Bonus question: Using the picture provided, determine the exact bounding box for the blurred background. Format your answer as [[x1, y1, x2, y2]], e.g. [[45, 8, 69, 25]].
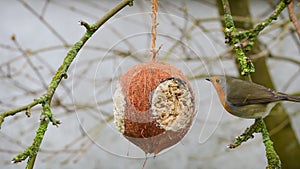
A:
[[0, 0, 299, 168]]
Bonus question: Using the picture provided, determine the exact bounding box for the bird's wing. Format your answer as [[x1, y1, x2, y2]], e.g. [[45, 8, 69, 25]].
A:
[[226, 78, 284, 106]]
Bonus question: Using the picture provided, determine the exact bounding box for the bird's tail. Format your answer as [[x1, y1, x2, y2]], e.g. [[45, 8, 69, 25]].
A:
[[286, 95, 300, 102], [277, 92, 300, 102]]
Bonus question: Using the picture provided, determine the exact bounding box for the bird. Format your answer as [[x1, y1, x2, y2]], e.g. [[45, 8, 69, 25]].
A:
[[206, 75, 300, 119]]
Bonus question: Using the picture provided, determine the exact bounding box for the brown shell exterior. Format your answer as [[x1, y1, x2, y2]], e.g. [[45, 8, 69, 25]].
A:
[[119, 62, 194, 154]]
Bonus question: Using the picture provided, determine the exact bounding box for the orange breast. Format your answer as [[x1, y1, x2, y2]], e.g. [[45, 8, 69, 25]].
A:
[[212, 82, 233, 114]]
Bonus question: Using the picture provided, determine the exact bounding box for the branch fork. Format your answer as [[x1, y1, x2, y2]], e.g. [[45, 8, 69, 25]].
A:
[[0, 0, 134, 168]]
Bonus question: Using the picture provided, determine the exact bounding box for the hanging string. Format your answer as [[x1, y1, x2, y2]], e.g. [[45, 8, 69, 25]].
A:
[[141, 155, 148, 169], [151, 0, 158, 62]]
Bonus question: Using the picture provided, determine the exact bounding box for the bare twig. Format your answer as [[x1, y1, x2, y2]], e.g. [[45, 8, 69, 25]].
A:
[[287, 0, 300, 39], [11, 35, 48, 89], [19, 0, 68, 45]]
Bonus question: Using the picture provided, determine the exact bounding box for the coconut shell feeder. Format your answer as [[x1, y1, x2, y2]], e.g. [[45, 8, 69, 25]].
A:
[[113, 0, 195, 155]]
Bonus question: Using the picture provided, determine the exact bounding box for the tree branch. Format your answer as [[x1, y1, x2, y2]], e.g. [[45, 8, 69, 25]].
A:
[[0, 100, 39, 128], [228, 118, 281, 169], [0, 0, 134, 168], [221, 0, 287, 168], [287, 0, 300, 40], [221, 0, 255, 75], [236, 0, 289, 52], [221, 0, 290, 76]]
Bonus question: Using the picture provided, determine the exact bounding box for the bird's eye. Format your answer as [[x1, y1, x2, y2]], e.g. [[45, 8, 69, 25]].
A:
[[216, 79, 220, 83]]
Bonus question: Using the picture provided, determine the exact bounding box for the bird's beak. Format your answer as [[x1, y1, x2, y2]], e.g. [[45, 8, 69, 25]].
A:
[[205, 78, 211, 82]]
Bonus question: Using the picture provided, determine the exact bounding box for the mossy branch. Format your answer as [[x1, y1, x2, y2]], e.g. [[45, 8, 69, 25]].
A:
[[0, 100, 39, 127], [221, 0, 287, 168], [0, 0, 134, 168], [228, 118, 281, 169], [221, 0, 289, 76], [221, 0, 255, 76], [235, 0, 288, 52]]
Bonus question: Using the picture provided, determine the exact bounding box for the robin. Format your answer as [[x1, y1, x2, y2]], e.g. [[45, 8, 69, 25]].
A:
[[206, 75, 300, 119]]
